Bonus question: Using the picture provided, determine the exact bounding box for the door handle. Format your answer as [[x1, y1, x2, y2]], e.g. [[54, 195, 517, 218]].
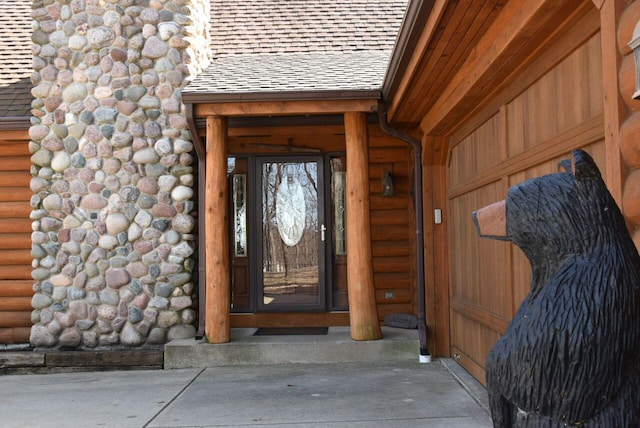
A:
[[320, 224, 326, 242]]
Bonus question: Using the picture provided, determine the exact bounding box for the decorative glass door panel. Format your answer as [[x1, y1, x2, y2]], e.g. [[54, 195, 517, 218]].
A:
[[258, 158, 325, 311]]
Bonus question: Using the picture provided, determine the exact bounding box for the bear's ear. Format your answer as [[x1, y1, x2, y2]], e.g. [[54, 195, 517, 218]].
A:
[[558, 159, 572, 173], [572, 149, 601, 180]]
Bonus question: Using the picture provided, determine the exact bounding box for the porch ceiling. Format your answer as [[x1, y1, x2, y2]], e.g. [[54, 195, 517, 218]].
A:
[[384, 0, 594, 136]]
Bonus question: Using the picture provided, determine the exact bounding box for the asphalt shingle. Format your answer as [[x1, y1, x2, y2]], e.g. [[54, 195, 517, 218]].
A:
[[0, 0, 33, 118], [184, 51, 392, 97], [188, 0, 408, 99]]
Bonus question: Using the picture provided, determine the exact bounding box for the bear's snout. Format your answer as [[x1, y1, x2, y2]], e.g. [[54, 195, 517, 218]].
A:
[[473, 200, 507, 240]]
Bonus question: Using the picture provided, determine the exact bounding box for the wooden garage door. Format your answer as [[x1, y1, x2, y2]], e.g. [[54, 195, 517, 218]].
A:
[[447, 32, 605, 384], [0, 129, 32, 344]]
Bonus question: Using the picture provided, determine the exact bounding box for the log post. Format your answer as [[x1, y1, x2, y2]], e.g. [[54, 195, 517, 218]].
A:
[[344, 111, 382, 340], [205, 116, 230, 343]]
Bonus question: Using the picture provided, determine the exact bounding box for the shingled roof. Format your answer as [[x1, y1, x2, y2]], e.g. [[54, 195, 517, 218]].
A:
[[0, 0, 33, 120], [184, 0, 408, 102], [0, 0, 409, 117]]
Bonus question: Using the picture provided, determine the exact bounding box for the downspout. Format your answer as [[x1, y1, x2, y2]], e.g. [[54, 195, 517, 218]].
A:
[[185, 102, 207, 340], [378, 102, 431, 363]]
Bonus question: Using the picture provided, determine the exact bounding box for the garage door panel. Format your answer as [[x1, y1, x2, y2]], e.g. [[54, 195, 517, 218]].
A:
[[450, 181, 511, 319], [507, 34, 603, 157], [448, 28, 605, 383]]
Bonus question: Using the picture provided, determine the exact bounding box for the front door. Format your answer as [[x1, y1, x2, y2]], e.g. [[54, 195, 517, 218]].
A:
[[256, 157, 326, 312]]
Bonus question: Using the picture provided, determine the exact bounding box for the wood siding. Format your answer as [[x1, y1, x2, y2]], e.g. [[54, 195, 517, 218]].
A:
[[0, 130, 32, 344], [447, 30, 604, 384]]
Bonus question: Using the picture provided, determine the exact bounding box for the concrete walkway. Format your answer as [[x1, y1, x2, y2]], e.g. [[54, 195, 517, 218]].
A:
[[0, 359, 491, 427]]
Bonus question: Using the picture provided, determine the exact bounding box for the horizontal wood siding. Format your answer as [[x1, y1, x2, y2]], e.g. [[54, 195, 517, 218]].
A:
[[448, 29, 604, 384], [0, 130, 32, 344], [368, 127, 414, 320]]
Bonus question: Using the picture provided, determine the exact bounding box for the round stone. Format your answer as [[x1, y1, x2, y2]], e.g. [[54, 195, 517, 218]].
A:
[[87, 27, 116, 49], [142, 36, 169, 58], [50, 273, 72, 287], [132, 148, 160, 164], [174, 139, 193, 154], [172, 213, 195, 233], [121, 323, 145, 345], [99, 235, 118, 250], [32, 293, 53, 310], [30, 325, 57, 347], [168, 273, 191, 287], [128, 306, 144, 324], [80, 194, 108, 210], [51, 151, 71, 172], [182, 309, 196, 325], [157, 310, 179, 328], [62, 83, 88, 103], [58, 328, 82, 347], [106, 213, 130, 235], [171, 242, 194, 258], [68, 34, 87, 50], [164, 230, 180, 245], [29, 124, 50, 142], [97, 304, 117, 320], [170, 296, 192, 311], [100, 288, 120, 306], [171, 185, 193, 202], [42, 194, 63, 211], [128, 223, 142, 241], [105, 267, 131, 289], [31, 149, 53, 167]]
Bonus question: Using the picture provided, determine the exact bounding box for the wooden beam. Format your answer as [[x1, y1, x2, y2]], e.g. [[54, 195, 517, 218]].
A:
[[344, 112, 382, 341], [420, 0, 574, 135], [205, 116, 231, 344], [195, 99, 378, 117], [600, 0, 626, 207]]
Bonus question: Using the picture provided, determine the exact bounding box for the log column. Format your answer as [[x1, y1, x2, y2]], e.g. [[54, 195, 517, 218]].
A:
[[205, 116, 230, 343], [344, 111, 382, 340]]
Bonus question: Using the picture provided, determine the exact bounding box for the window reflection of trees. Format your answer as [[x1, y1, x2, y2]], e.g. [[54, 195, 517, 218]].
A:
[[262, 162, 318, 279]]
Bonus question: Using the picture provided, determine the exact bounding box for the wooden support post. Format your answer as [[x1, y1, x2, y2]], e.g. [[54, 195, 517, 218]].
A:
[[344, 111, 382, 341], [205, 116, 230, 343]]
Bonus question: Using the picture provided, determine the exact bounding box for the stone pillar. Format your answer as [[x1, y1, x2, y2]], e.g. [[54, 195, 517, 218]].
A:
[[344, 111, 382, 341], [28, 0, 210, 348]]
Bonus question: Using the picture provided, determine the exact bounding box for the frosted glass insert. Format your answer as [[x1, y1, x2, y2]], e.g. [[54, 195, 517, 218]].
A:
[[275, 174, 306, 246]]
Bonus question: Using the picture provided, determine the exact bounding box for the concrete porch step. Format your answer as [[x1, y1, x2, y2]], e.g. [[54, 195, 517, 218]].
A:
[[164, 326, 422, 368]]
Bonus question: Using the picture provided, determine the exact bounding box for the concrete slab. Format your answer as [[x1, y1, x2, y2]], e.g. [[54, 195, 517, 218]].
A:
[[0, 358, 491, 427], [148, 360, 492, 427], [165, 326, 421, 368], [0, 368, 201, 428]]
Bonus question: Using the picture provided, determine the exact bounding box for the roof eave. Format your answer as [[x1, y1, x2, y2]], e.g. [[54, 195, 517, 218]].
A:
[[382, 0, 436, 103], [0, 116, 30, 130], [182, 89, 382, 104]]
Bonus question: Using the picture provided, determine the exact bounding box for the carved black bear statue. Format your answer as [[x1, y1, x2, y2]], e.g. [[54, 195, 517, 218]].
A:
[[473, 149, 640, 427]]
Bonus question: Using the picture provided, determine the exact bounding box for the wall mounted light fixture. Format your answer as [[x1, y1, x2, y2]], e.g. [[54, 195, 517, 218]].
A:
[[628, 21, 640, 100], [382, 171, 394, 196]]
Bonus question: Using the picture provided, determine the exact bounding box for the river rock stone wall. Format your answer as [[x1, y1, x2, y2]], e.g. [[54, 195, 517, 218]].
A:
[[28, 0, 210, 348]]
